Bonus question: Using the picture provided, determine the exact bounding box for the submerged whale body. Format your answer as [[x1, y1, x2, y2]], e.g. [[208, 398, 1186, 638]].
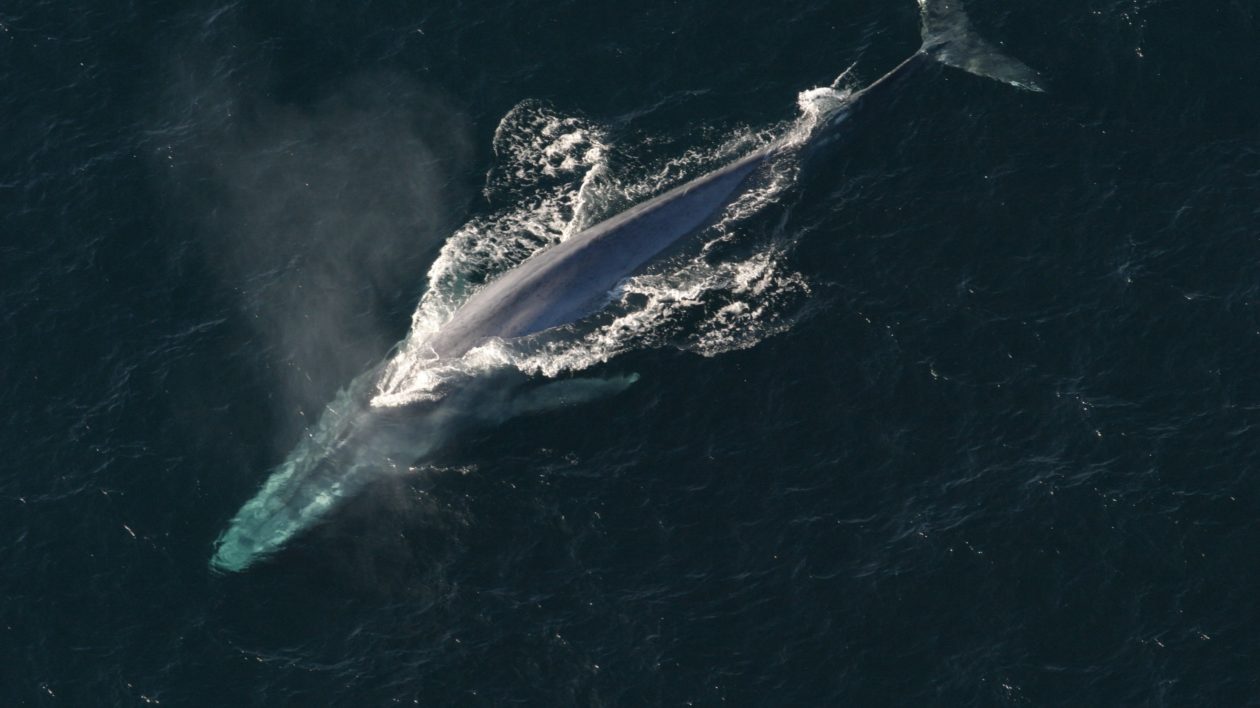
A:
[[211, 0, 1043, 572], [210, 369, 640, 572]]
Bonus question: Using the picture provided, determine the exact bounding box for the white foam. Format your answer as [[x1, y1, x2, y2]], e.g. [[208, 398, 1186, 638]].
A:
[[372, 86, 851, 407]]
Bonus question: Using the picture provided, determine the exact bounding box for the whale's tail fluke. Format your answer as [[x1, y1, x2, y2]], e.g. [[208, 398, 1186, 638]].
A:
[[918, 0, 1045, 92]]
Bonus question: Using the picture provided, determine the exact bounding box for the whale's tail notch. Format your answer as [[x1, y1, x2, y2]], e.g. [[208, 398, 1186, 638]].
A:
[[918, 0, 1046, 92]]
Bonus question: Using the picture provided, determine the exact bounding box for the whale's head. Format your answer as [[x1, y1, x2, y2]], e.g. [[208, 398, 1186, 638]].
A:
[[210, 452, 353, 573], [209, 389, 449, 573], [209, 395, 393, 573]]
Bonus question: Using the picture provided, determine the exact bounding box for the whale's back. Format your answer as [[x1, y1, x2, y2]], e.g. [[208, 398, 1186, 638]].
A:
[[428, 147, 772, 358]]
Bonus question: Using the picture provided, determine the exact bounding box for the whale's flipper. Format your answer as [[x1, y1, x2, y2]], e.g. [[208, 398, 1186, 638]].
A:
[[918, 0, 1045, 92], [507, 374, 640, 418]]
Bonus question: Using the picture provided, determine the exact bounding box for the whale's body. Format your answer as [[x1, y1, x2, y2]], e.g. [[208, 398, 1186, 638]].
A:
[[211, 0, 1044, 572]]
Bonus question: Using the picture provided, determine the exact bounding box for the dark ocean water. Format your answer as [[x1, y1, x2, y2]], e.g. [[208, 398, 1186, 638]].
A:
[[4, 0, 1260, 704]]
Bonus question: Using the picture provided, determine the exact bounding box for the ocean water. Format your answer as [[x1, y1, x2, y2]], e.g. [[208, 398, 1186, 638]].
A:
[[3, 0, 1259, 704]]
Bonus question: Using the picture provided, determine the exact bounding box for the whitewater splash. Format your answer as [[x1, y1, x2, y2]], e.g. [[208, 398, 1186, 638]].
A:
[[211, 84, 851, 571], [373, 85, 850, 406]]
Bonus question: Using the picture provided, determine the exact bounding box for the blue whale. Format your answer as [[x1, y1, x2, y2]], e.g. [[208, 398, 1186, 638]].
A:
[[210, 0, 1042, 572]]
